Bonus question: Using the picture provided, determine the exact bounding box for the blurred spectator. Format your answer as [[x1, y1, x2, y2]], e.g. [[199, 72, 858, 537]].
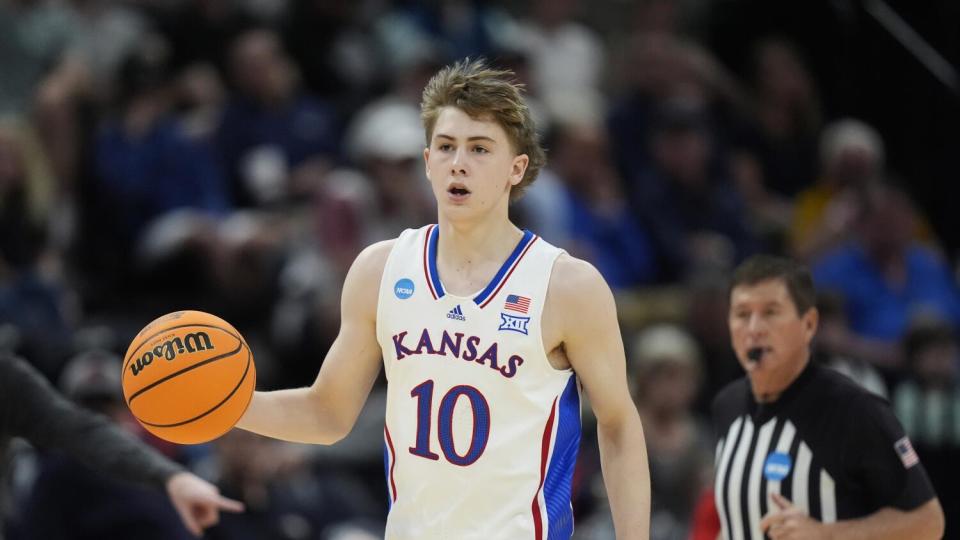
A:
[[374, 0, 514, 71], [893, 318, 960, 538], [630, 324, 712, 540], [173, 62, 228, 141], [791, 118, 884, 261], [548, 122, 658, 288], [629, 0, 689, 36], [82, 36, 229, 309], [205, 430, 380, 540], [683, 271, 742, 414], [321, 100, 434, 272], [687, 487, 721, 540], [813, 292, 889, 398], [608, 32, 747, 191], [630, 97, 759, 282], [812, 185, 960, 355], [738, 38, 821, 199], [282, 0, 380, 109], [66, 0, 149, 100], [0, 0, 89, 185], [725, 38, 822, 253], [156, 0, 256, 77], [0, 120, 55, 268], [514, 0, 605, 123], [262, 96, 434, 387], [1, 1, 78, 115], [216, 29, 339, 207], [607, 33, 693, 180], [0, 119, 72, 378]]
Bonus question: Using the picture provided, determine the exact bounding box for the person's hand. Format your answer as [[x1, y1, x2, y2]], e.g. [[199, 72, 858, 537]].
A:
[[165, 471, 245, 537], [760, 493, 830, 540]]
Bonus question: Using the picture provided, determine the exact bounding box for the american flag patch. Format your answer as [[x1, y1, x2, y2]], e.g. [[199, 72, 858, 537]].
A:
[[894, 436, 919, 468], [504, 294, 531, 314]]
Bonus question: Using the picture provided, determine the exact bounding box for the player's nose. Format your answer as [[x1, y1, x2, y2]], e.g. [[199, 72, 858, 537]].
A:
[[450, 149, 467, 175]]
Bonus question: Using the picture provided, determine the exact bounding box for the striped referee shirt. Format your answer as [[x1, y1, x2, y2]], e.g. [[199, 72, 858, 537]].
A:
[[712, 363, 935, 540]]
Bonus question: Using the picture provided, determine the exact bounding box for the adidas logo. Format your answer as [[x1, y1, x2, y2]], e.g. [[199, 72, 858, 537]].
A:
[[447, 304, 466, 321]]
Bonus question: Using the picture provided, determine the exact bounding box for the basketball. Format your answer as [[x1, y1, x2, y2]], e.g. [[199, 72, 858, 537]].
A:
[[121, 310, 256, 444]]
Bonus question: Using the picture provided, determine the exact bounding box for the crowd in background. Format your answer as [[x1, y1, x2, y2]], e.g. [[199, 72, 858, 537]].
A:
[[1, 0, 959, 539]]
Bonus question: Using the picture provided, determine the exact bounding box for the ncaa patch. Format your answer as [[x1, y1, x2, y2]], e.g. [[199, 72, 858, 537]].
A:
[[763, 452, 792, 481], [499, 313, 530, 335], [394, 278, 415, 299]]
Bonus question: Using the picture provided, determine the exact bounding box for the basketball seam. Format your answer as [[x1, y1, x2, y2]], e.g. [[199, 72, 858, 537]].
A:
[[134, 347, 252, 429], [126, 339, 244, 405]]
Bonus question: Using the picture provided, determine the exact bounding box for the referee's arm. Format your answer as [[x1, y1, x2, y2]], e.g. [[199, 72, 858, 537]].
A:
[[825, 499, 943, 540], [760, 493, 943, 540]]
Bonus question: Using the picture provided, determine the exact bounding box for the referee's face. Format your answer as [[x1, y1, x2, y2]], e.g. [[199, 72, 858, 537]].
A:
[[728, 278, 818, 395]]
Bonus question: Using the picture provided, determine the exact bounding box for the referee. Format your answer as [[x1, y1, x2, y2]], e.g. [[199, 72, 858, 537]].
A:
[[712, 255, 944, 540]]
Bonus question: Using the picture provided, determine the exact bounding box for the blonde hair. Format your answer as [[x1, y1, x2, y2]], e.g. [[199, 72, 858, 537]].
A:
[[420, 58, 546, 201], [0, 117, 55, 224]]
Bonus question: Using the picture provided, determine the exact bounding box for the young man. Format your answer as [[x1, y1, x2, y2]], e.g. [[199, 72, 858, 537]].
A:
[[237, 59, 650, 539], [713, 255, 944, 540]]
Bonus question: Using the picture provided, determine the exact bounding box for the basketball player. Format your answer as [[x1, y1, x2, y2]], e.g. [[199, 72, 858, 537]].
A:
[[237, 59, 651, 539]]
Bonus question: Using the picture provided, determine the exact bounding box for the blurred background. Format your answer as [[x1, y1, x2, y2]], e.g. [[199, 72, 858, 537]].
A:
[[1, 0, 959, 538]]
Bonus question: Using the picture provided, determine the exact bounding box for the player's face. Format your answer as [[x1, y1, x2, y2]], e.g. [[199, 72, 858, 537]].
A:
[[728, 279, 818, 385], [423, 107, 528, 221]]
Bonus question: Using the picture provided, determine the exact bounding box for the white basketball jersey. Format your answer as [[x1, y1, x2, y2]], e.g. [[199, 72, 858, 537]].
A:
[[376, 224, 581, 540]]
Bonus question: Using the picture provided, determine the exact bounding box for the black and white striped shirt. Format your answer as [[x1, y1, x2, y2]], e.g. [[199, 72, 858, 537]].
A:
[[712, 364, 935, 540]]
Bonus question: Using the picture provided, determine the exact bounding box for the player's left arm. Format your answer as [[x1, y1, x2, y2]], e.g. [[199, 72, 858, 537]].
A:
[[549, 255, 650, 539]]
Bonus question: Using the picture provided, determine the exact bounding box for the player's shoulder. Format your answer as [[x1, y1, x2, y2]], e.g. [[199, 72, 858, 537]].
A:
[[547, 253, 611, 306], [544, 254, 617, 344], [352, 238, 397, 272], [342, 239, 397, 297]]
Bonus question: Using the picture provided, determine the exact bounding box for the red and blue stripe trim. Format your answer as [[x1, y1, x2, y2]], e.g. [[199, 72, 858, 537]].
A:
[[422, 225, 538, 307], [531, 375, 581, 539]]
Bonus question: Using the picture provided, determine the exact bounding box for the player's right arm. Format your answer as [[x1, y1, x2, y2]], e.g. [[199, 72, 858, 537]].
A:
[[236, 240, 393, 444]]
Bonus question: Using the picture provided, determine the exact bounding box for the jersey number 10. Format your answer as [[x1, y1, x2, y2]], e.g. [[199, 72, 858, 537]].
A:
[[409, 380, 490, 466]]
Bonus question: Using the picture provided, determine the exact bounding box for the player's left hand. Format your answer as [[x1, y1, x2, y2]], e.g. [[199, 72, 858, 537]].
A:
[[165, 471, 245, 537], [760, 492, 830, 540]]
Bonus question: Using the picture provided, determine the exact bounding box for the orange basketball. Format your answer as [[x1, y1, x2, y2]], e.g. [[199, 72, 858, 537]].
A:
[[122, 310, 256, 444]]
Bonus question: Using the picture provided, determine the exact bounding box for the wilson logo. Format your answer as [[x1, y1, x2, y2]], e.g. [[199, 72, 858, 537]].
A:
[[129, 332, 215, 377]]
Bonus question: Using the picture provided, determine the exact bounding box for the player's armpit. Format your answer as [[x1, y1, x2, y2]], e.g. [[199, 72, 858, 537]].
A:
[[547, 255, 632, 422]]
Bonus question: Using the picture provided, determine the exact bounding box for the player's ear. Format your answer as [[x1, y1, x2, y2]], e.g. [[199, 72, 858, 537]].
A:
[[510, 154, 528, 186], [423, 147, 431, 176]]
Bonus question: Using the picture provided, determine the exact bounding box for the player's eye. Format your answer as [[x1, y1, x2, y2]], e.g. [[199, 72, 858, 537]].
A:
[[473, 146, 489, 154], [438, 143, 453, 151]]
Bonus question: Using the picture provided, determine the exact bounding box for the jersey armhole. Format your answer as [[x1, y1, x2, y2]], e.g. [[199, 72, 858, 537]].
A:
[[534, 248, 574, 375], [375, 230, 416, 361]]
